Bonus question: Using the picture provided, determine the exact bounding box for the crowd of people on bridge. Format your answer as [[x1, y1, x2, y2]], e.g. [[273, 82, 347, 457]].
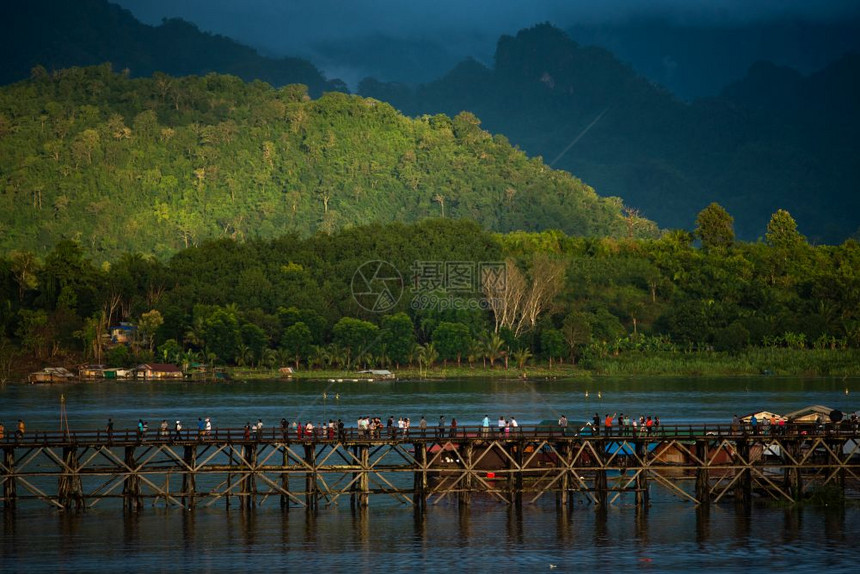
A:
[[3, 409, 858, 443]]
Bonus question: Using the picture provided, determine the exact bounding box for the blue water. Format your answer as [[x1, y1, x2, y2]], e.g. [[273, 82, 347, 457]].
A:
[[1, 376, 859, 572]]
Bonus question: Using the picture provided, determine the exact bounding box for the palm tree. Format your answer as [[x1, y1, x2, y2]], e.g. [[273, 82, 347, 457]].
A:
[[183, 316, 206, 351], [376, 344, 390, 369], [481, 333, 505, 368], [327, 344, 346, 369], [417, 342, 438, 376], [466, 340, 482, 369], [235, 343, 252, 367], [276, 347, 292, 370], [407, 343, 419, 368], [513, 348, 533, 370], [261, 348, 278, 371], [310, 345, 331, 370], [181, 349, 199, 373], [205, 351, 218, 381]]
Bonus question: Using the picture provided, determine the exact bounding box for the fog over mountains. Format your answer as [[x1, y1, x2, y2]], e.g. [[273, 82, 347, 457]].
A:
[[112, 0, 860, 99]]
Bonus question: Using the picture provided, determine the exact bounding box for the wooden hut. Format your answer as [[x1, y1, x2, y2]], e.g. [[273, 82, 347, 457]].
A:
[[28, 367, 75, 383], [133, 363, 183, 380], [78, 365, 106, 379]]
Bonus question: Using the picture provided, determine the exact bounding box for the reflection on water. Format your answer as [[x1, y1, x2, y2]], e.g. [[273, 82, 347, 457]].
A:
[[1, 376, 858, 571], [1, 502, 858, 571]]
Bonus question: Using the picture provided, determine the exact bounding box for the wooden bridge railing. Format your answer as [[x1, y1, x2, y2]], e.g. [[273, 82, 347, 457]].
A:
[[2, 422, 858, 446]]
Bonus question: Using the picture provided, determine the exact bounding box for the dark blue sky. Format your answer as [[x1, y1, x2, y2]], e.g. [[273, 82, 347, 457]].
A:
[[112, 0, 860, 95], [114, 0, 858, 54]]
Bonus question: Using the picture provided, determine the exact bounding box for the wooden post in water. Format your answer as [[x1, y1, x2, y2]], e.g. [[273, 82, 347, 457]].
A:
[[695, 439, 710, 507], [350, 444, 358, 509], [182, 445, 197, 508], [280, 447, 290, 511], [304, 443, 317, 511], [559, 441, 569, 508], [506, 442, 516, 506], [58, 446, 83, 510], [2, 447, 16, 510], [459, 443, 473, 508], [784, 438, 802, 500], [515, 440, 524, 509], [248, 443, 258, 509], [239, 444, 256, 509], [735, 438, 752, 510], [226, 445, 233, 509], [413, 441, 427, 512], [635, 438, 649, 508], [358, 444, 369, 508], [594, 438, 608, 507], [122, 446, 142, 511], [830, 437, 846, 496]]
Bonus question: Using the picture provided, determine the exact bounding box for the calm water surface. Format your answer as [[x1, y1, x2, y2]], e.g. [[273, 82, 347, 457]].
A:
[[1, 376, 858, 572]]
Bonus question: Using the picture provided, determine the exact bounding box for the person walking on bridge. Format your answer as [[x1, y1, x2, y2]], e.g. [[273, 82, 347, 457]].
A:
[[604, 413, 616, 436]]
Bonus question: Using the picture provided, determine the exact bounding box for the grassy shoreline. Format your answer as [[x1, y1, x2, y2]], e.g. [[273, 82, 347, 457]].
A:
[[8, 348, 858, 385], [231, 348, 860, 381]]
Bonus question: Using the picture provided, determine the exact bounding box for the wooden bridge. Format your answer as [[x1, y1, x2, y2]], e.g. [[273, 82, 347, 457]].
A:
[[2, 424, 858, 511]]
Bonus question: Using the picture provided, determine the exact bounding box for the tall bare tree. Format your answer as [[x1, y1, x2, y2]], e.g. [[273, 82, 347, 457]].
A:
[[482, 256, 565, 337]]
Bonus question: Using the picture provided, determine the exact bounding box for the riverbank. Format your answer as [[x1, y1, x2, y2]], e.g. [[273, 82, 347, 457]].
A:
[[6, 347, 858, 385], [231, 348, 860, 381]]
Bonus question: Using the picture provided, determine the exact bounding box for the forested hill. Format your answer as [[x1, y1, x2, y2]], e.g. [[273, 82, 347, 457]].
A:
[[0, 0, 344, 96], [359, 24, 860, 244], [0, 67, 657, 261]]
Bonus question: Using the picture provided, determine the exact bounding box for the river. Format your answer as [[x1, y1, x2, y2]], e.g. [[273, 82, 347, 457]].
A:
[[1, 375, 858, 572]]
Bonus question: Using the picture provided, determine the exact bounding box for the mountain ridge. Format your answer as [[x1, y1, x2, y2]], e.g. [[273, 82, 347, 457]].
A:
[[0, 67, 657, 261], [0, 0, 345, 96], [359, 24, 860, 243]]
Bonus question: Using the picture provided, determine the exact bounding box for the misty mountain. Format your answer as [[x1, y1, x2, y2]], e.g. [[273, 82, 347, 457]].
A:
[[360, 24, 860, 243], [0, 0, 345, 96], [567, 16, 860, 101]]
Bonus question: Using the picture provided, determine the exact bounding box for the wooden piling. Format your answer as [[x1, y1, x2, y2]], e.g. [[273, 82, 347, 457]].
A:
[[3, 447, 16, 510], [459, 443, 473, 508], [413, 441, 427, 512], [514, 440, 524, 509], [122, 446, 141, 511], [242, 443, 257, 509], [784, 440, 802, 499], [58, 446, 83, 510], [280, 447, 290, 511], [695, 439, 709, 507], [558, 441, 567, 508], [182, 445, 197, 508], [594, 438, 608, 507], [735, 439, 752, 510], [358, 444, 369, 508], [635, 439, 649, 508], [305, 443, 317, 511]]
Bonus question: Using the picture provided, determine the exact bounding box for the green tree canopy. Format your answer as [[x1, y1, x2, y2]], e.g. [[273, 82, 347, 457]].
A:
[[695, 203, 735, 250]]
